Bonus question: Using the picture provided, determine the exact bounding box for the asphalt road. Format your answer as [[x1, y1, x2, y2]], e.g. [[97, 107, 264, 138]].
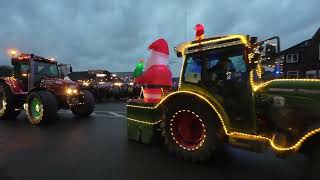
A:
[[0, 101, 307, 180]]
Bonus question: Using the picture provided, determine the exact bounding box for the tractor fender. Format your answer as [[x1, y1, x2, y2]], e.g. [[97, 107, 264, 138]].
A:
[[0, 77, 26, 95], [297, 131, 320, 153], [158, 91, 231, 135]]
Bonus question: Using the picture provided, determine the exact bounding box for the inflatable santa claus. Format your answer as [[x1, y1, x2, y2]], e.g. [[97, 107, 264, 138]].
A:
[[134, 38, 172, 103]]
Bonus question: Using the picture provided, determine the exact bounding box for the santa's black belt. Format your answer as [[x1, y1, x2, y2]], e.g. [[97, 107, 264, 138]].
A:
[[143, 85, 172, 89]]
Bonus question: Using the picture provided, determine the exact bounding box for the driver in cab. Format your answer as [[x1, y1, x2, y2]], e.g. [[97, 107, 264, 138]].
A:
[[208, 55, 235, 83]]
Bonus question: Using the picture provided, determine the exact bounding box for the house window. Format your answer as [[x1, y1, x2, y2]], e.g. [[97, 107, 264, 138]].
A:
[[306, 70, 317, 79], [287, 71, 299, 79], [286, 54, 299, 63]]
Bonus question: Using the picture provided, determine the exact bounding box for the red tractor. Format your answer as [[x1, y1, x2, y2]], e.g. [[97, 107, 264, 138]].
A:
[[0, 51, 95, 125]]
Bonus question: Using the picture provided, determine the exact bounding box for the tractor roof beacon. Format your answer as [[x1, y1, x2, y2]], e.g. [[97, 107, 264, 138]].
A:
[[0, 52, 95, 125], [127, 34, 320, 176]]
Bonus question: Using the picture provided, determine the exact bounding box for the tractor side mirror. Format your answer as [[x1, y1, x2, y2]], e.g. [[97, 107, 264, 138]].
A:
[[250, 37, 258, 44]]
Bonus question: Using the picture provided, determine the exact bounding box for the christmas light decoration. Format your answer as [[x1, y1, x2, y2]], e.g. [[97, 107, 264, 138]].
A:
[[126, 117, 162, 125], [170, 109, 206, 151], [127, 90, 320, 152]]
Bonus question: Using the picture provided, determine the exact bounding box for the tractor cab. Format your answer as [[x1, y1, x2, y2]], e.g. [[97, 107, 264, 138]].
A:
[[181, 40, 255, 131], [11, 54, 60, 92], [175, 35, 280, 132]]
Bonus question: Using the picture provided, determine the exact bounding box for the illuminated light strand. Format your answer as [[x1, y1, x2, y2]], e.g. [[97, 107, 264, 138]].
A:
[[160, 88, 165, 98], [127, 117, 162, 125], [257, 64, 262, 79], [178, 58, 186, 89], [170, 109, 206, 151], [250, 70, 320, 92], [127, 90, 320, 152], [127, 91, 230, 135]]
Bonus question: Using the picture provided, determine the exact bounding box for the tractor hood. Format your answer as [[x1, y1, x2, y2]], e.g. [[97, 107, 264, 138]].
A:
[[40, 78, 77, 87]]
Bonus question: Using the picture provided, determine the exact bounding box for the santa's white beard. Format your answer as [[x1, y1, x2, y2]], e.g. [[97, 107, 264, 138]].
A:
[[145, 50, 169, 70]]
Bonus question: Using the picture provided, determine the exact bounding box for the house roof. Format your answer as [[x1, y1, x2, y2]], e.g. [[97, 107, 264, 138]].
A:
[[279, 26, 320, 54], [279, 39, 312, 54], [311, 27, 320, 43]]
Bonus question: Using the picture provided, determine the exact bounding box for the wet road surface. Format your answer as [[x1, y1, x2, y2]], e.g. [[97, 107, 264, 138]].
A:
[[0, 101, 307, 180]]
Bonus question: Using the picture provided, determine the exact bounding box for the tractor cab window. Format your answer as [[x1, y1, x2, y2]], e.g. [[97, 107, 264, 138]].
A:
[[184, 57, 202, 84], [13, 63, 29, 76], [34, 61, 59, 77], [206, 49, 247, 83], [183, 45, 248, 88], [34, 61, 59, 85]]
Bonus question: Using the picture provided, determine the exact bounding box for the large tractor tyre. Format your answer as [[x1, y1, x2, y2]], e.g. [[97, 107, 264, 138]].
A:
[[112, 86, 121, 100], [164, 99, 223, 162], [95, 89, 105, 102], [71, 90, 95, 117], [127, 86, 134, 99], [26, 91, 58, 125], [0, 82, 21, 120]]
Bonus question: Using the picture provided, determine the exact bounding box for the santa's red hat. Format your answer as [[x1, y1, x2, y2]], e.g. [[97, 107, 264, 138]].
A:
[[148, 38, 169, 55], [146, 38, 170, 69]]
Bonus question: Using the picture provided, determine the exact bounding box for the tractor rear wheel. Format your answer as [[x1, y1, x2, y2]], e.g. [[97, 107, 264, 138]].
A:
[[0, 82, 21, 120], [26, 91, 58, 124], [164, 99, 223, 162], [112, 86, 121, 100], [71, 90, 95, 117]]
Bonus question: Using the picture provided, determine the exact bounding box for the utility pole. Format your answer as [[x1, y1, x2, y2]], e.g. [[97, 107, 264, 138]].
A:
[[185, 11, 187, 41]]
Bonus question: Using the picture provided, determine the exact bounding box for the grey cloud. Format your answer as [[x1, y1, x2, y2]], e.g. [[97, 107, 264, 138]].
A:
[[0, 0, 319, 76]]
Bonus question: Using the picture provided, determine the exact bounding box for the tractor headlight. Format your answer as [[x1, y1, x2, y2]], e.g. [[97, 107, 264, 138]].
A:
[[66, 88, 78, 95], [82, 82, 90, 86]]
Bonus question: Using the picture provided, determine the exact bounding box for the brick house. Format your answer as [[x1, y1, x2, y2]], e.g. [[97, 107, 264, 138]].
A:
[[278, 27, 320, 78]]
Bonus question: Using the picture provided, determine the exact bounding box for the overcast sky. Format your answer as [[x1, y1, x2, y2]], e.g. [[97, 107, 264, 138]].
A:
[[0, 0, 319, 76]]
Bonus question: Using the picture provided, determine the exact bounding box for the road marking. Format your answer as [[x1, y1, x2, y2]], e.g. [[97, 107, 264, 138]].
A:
[[59, 110, 72, 114], [106, 111, 126, 118], [94, 114, 117, 118], [58, 110, 126, 118], [95, 111, 126, 114]]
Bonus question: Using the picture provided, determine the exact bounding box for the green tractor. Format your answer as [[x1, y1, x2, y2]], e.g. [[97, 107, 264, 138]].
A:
[[127, 34, 320, 175], [0, 51, 95, 125]]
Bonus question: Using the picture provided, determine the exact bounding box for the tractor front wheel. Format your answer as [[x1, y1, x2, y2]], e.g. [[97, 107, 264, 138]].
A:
[[26, 91, 58, 124], [71, 90, 95, 117], [0, 82, 21, 120], [164, 100, 223, 162]]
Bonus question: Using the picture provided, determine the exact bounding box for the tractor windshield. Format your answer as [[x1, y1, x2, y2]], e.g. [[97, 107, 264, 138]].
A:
[[183, 45, 247, 85], [34, 61, 59, 78]]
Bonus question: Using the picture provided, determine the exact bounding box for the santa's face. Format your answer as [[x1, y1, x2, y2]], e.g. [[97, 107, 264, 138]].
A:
[[145, 50, 169, 70]]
